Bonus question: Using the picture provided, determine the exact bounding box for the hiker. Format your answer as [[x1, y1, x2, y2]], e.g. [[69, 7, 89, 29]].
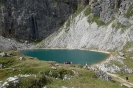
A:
[[85, 63, 88, 68], [126, 76, 129, 82]]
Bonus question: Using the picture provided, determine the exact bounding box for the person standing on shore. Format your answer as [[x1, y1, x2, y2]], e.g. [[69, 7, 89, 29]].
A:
[[126, 76, 129, 82]]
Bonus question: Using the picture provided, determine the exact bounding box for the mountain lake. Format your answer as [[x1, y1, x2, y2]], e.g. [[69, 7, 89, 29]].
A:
[[21, 49, 110, 66]]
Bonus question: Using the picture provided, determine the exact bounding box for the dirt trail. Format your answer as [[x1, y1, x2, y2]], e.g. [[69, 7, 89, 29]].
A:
[[107, 72, 133, 88]]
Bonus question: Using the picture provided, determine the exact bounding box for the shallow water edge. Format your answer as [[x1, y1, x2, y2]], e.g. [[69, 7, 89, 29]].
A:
[[20, 48, 110, 66]]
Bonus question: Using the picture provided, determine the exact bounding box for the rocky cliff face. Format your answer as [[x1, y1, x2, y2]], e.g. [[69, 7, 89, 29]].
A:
[[0, 0, 132, 41], [0, 0, 78, 41]]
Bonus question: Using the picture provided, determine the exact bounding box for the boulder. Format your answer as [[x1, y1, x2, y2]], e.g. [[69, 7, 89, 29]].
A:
[[0, 52, 6, 57], [19, 57, 25, 60], [119, 52, 125, 57], [51, 66, 57, 70], [95, 70, 112, 81]]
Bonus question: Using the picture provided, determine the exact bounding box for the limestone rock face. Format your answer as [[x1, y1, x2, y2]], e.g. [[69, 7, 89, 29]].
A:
[[0, 0, 78, 40], [89, 0, 131, 23]]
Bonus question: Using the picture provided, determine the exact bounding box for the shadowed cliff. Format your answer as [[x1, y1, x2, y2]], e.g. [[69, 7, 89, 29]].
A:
[[0, 0, 78, 41]]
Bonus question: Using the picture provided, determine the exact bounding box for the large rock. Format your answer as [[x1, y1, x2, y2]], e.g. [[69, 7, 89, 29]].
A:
[[0, 52, 10, 57], [19, 57, 25, 60], [0, 52, 6, 57]]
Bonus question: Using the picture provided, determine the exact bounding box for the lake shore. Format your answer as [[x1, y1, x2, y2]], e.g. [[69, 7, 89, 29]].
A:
[[21, 47, 110, 54], [90, 54, 112, 67], [21, 47, 111, 66]]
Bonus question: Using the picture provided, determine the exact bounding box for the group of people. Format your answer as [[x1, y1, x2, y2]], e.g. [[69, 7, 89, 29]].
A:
[[64, 61, 72, 64]]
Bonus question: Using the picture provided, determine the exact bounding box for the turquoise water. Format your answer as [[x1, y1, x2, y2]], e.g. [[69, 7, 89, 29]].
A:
[[21, 49, 109, 66]]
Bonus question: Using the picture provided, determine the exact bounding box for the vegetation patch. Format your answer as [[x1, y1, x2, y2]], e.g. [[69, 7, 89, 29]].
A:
[[111, 21, 130, 32], [113, 8, 119, 13], [53, 0, 59, 6], [0, 56, 21, 68], [121, 42, 133, 53], [88, 14, 106, 26], [88, 14, 115, 27], [59, 20, 65, 26], [125, 3, 133, 18], [66, 19, 70, 28], [123, 59, 133, 69], [84, 6, 91, 16], [73, 4, 84, 17], [110, 60, 124, 67]]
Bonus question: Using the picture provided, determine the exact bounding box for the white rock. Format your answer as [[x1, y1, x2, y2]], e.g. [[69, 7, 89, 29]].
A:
[[7, 76, 18, 82], [1, 82, 9, 87], [19, 57, 25, 60], [0, 52, 6, 57], [19, 74, 30, 77], [51, 66, 56, 70], [61, 86, 67, 88]]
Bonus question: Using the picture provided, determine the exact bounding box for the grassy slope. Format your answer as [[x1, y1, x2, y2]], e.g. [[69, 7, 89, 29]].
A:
[[0, 51, 124, 88]]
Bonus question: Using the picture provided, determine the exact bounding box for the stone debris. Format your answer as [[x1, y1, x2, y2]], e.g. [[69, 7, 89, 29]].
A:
[[13, 68, 16, 71], [49, 71, 52, 76], [61, 86, 67, 88], [18, 68, 22, 71], [91, 56, 133, 73], [57, 73, 61, 79], [72, 69, 79, 76], [0, 35, 34, 51], [95, 70, 112, 81], [119, 52, 125, 57], [19, 57, 25, 60], [7, 76, 18, 82], [0, 82, 9, 88], [18, 74, 36, 78], [63, 74, 72, 80], [29, 57, 34, 59], [55, 63, 60, 66], [0, 52, 6, 57], [0, 74, 38, 87], [3, 76, 19, 87], [51, 66, 57, 70], [25, 41, 29, 44]]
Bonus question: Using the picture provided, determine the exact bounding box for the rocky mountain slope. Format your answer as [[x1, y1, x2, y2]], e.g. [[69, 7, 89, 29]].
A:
[[39, 0, 133, 52]]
